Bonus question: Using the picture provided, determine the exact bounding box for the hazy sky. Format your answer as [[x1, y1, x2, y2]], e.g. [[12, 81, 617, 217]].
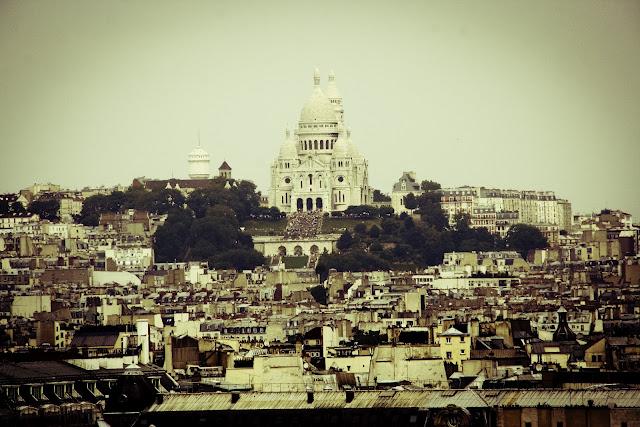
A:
[[1, 0, 639, 217]]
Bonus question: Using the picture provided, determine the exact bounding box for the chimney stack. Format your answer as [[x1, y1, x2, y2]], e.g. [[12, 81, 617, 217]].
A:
[[136, 319, 150, 365]]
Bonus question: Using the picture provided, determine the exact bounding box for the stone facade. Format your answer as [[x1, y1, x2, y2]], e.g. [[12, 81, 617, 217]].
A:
[[269, 70, 372, 213]]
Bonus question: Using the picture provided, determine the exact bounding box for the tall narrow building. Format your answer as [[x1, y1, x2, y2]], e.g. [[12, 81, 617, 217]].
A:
[[269, 69, 371, 213]]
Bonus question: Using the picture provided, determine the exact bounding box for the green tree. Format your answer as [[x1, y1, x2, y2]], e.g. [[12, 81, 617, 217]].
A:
[[404, 193, 418, 210], [153, 208, 194, 262], [354, 222, 367, 235], [420, 180, 442, 192], [505, 224, 548, 258], [144, 189, 186, 214], [372, 189, 391, 202], [76, 191, 128, 225], [337, 230, 354, 251], [0, 200, 26, 215], [209, 248, 265, 271], [416, 193, 448, 231], [381, 218, 399, 234], [28, 199, 60, 221], [369, 241, 383, 252]]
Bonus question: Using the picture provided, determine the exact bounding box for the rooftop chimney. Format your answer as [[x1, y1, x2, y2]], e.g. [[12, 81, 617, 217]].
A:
[[136, 319, 150, 365]]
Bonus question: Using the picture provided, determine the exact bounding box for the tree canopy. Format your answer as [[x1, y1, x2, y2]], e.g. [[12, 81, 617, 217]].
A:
[[28, 199, 60, 221], [372, 189, 391, 202], [505, 223, 548, 258], [153, 181, 265, 271], [420, 180, 442, 192], [316, 183, 509, 273]]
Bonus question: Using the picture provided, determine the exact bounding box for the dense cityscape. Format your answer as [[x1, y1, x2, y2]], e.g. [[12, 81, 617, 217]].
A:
[[1, 68, 639, 427]]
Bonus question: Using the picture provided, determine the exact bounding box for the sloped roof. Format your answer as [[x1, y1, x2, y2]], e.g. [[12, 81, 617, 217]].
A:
[[392, 172, 421, 193], [218, 161, 232, 170], [439, 327, 468, 337], [0, 361, 86, 383], [70, 331, 120, 348], [145, 389, 640, 412]]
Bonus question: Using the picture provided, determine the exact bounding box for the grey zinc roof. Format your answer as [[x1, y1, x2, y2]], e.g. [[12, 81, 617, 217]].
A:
[[145, 389, 640, 413], [439, 327, 467, 337], [392, 173, 421, 192], [0, 361, 86, 383]]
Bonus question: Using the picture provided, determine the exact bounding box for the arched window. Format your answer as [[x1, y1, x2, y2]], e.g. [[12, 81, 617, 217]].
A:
[[304, 141, 307, 150], [308, 174, 313, 186], [314, 140, 318, 150], [320, 140, 324, 149]]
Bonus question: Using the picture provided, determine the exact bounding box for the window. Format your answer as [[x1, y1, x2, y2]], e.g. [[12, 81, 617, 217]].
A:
[[446, 337, 451, 344], [460, 349, 465, 354], [525, 423, 532, 427], [460, 336, 465, 342], [446, 352, 452, 359]]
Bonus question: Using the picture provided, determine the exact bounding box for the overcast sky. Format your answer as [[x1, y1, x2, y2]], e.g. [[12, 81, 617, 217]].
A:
[[1, 0, 639, 217]]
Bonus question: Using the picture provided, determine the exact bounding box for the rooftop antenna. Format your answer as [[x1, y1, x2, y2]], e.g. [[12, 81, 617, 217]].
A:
[[197, 129, 202, 148]]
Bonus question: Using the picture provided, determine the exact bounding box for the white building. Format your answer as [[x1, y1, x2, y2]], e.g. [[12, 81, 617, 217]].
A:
[[188, 144, 210, 179], [391, 172, 423, 214], [0, 213, 39, 229], [269, 70, 372, 213], [441, 186, 572, 231], [104, 247, 154, 273]]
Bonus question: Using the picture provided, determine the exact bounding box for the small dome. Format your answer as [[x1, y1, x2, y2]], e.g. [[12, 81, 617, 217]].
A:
[[299, 70, 337, 123], [279, 129, 298, 158], [346, 129, 362, 159], [332, 126, 349, 157]]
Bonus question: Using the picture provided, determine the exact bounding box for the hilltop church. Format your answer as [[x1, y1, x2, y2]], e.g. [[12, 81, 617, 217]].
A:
[[268, 70, 372, 213]]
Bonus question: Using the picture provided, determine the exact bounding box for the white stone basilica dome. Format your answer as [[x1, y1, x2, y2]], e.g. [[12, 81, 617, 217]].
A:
[[299, 69, 338, 123]]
